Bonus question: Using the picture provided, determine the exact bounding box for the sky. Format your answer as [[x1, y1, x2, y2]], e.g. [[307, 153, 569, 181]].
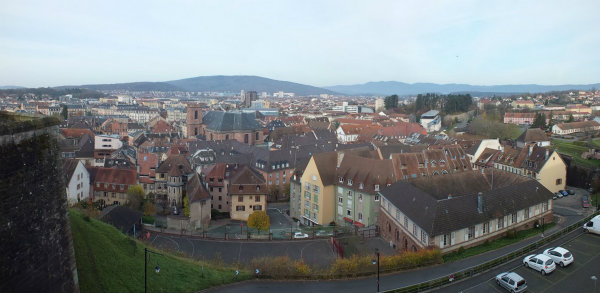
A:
[[1, 0, 599, 88]]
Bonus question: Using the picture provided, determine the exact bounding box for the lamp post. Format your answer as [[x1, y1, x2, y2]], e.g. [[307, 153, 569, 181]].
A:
[[372, 248, 380, 292], [592, 276, 597, 292], [145, 248, 163, 293]]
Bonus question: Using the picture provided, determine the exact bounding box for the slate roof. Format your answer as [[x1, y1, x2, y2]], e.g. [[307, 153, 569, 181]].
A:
[[100, 205, 143, 234], [311, 151, 338, 186], [381, 169, 553, 235], [228, 165, 267, 196], [62, 159, 80, 181], [156, 155, 193, 177], [202, 111, 262, 132], [516, 128, 549, 144], [337, 155, 395, 193], [187, 173, 211, 202]]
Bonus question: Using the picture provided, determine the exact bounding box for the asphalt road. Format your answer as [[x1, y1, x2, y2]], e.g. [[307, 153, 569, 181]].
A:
[[429, 232, 600, 293]]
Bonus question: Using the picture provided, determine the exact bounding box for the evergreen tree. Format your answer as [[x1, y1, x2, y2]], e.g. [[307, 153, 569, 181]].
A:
[[384, 95, 399, 110]]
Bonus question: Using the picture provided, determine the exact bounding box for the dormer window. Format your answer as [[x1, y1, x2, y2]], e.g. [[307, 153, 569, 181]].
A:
[[359, 182, 364, 189], [348, 179, 353, 186], [239, 186, 243, 191], [431, 160, 436, 167], [374, 184, 380, 191], [339, 177, 344, 183], [256, 185, 260, 191]]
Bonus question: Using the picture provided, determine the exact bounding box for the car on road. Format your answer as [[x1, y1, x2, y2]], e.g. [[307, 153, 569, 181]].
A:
[[583, 215, 600, 235], [543, 247, 574, 267], [496, 272, 527, 293], [555, 192, 563, 199], [567, 189, 575, 195], [523, 254, 556, 275], [559, 190, 569, 197], [582, 195, 591, 208], [293, 232, 309, 239]]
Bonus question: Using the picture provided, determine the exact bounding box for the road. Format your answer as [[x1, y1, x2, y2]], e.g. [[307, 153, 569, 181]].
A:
[[429, 232, 600, 293]]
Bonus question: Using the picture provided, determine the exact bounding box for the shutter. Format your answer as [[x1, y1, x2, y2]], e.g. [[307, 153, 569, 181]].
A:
[[451, 232, 455, 245], [474, 225, 479, 238], [440, 235, 444, 248], [464, 229, 468, 241]]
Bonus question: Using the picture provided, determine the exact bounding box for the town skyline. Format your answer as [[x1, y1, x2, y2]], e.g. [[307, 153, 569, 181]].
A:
[[2, 0, 599, 87]]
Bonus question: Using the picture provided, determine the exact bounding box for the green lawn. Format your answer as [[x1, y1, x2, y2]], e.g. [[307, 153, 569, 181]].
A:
[[591, 139, 600, 148], [442, 223, 555, 263], [70, 209, 250, 293], [551, 139, 600, 168]]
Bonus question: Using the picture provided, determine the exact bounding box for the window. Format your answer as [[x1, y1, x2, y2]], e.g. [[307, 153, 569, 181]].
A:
[[358, 213, 363, 221], [483, 222, 489, 234], [338, 197, 343, 203], [358, 194, 363, 202], [96, 182, 100, 188], [194, 110, 198, 119], [412, 224, 417, 235], [374, 195, 380, 201], [348, 179, 353, 186], [312, 175, 317, 181], [404, 216, 408, 227], [236, 206, 245, 211], [339, 177, 344, 183], [443, 234, 449, 246], [255, 196, 260, 202], [556, 178, 562, 185], [511, 213, 517, 224], [359, 182, 363, 189], [374, 185, 380, 191], [497, 217, 504, 229], [543, 201, 548, 212], [524, 208, 530, 219], [347, 209, 351, 216], [219, 187, 222, 192], [421, 230, 427, 243], [313, 185, 320, 194], [218, 196, 222, 201], [304, 191, 311, 200], [314, 194, 318, 202], [238, 196, 243, 202], [468, 226, 475, 239], [253, 205, 262, 211]]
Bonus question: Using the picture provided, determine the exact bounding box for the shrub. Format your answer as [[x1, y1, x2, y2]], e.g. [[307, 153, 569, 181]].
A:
[[506, 229, 517, 239], [457, 246, 465, 255]]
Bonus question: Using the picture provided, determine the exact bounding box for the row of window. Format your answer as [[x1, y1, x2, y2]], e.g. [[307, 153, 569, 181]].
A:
[[237, 195, 262, 202], [235, 205, 262, 211], [338, 177, 381, 191]]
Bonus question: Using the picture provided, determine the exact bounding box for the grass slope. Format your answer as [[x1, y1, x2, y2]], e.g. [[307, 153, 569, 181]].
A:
[[552, 139, 600, 168], [70, 210, 250, 293]]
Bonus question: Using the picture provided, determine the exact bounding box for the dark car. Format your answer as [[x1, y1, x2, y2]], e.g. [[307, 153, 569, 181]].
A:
[[560, 190, 569, 197], [582, 195, 591, 208], [567, 189, 575, 195]]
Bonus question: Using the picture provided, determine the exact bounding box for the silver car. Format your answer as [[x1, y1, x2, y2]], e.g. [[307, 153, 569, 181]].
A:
[[496, 272, 527, 293]]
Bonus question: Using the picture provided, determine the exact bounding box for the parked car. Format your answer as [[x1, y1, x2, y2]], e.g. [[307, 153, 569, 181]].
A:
[[293, 232, 309, 239], [496, 272, 527, 293], [543, 247, 574, 267], [567, 189, 575, 195], [583, 215, 600, 235], [523, 254, 556, 275], [582, 195, 591, 208], [559, 190, 569, 197], [555, 192, 563, 199], [172, 206, 179, 215]]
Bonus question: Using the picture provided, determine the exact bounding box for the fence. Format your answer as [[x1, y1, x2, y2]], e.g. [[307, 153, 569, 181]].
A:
[[383, 211, 599, 293]]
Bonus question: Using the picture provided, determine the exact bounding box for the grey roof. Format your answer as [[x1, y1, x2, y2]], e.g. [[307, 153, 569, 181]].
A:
[[380, 169, 553, 236], [202, 111, 262, 132], [421, 110, 440, 118], [516, 128, 549, 143]]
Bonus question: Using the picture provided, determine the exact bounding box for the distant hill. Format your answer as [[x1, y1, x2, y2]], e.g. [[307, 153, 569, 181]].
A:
[[0, 85, 25, 89], [64, 75, 337, 96], [165, 75, 336, 96], [325, 81, 600, 96], [75, 81, 182, 92]]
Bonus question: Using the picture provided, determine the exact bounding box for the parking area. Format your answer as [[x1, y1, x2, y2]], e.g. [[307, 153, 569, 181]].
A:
[[454, 232, 600, 293]]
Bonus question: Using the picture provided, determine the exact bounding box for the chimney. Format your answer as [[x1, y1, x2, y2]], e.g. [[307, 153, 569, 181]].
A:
[[477, 192, 483, 213]]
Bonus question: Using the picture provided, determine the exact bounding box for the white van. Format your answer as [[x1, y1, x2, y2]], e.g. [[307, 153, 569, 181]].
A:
[[583, 215, 600, 235]]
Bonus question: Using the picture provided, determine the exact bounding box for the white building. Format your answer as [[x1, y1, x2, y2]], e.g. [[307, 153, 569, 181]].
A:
[[63, 159, 90, 205], [419, 110, 441, 132], [375, 98, 385, 112], [95, 135, 123, 150], [552, 121, 600, 135]]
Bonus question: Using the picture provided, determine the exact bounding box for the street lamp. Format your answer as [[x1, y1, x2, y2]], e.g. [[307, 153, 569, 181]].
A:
[[592, 276, 597, 293], [145, 248, 163, 293], [372, 248, 380, 292]]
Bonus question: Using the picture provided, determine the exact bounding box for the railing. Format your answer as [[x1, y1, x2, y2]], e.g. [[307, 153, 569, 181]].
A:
[[384, 211, 599, 293]]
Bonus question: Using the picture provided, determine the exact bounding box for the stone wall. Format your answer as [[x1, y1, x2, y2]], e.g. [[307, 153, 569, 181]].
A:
[[0, 119, 79, 292]]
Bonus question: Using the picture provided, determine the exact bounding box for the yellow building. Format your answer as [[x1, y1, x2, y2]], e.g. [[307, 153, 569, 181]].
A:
[[299, 152, 337, 226], [229, 166, 268, 221]]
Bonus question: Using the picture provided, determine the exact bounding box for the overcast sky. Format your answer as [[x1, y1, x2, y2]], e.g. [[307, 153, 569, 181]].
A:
[[1, 0, 599, 88]]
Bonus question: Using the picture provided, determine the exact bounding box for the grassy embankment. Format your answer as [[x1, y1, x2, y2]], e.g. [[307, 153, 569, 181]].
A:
[[70, 209, 250, 293], [551, 139, 600, 168]]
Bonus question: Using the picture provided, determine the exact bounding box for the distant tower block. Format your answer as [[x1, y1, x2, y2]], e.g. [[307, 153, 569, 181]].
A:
[[186, 103, 203, 138]]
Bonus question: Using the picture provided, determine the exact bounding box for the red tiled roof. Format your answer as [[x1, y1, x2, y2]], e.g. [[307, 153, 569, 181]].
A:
[[93, 167, 137, 192], [138, 152, 158, 176], [60, 128, 94, 139]]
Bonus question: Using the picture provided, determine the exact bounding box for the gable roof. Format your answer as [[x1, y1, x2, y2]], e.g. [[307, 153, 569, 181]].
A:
[[156, 155, 193, 176], [337, 155, 395, 193], [517, 128, 549, 143], [62, 159, 80, 181], [311, 151, 338, 186], [228, 165, 267, 195], [381, 169, 553, 235], [187, 173, 211, 202]]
